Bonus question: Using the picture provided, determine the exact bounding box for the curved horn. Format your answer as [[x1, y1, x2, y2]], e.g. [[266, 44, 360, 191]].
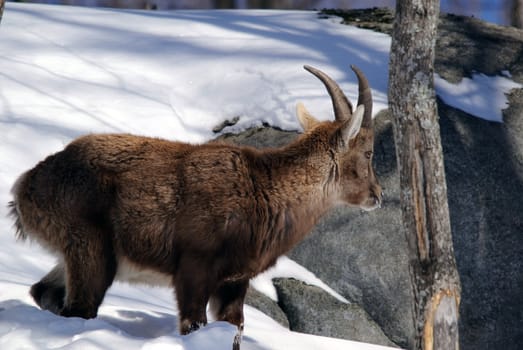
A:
[[350, 65, 373, 128], [304, 65, 353, 122]]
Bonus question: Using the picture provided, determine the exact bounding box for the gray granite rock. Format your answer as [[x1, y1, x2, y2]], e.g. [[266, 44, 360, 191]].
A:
[[273, 278, 397, 348], [244, 287, 289, 329]]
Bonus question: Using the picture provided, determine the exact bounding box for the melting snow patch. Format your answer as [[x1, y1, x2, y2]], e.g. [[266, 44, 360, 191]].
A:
[[250, 256, 349, 303], [435, 72, 523, 122]]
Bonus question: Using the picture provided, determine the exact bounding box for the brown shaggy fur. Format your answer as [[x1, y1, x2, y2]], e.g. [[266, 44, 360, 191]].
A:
[[8, 65, 382, 347]]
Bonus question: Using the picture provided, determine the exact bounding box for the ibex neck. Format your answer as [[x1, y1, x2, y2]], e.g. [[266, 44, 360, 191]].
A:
[[253, 136, 338, 255], [266, 132, 337, 203]]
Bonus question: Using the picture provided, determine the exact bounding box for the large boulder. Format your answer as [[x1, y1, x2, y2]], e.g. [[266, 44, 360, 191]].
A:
[[439, 104, 523, 350], [273, 278, 397, 348], [244, 287, 290, 329]]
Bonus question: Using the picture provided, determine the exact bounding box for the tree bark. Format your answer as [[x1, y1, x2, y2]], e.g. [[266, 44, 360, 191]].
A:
[[388, 1, 461, 349], [511, 0, 523, 28], [0, 0, 5, 25]]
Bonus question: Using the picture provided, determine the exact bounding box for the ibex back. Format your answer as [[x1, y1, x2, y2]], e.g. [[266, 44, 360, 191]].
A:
[[9, 65, 382, 349]]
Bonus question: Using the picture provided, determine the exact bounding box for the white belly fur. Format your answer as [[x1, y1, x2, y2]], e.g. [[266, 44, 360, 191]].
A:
[[115, 257, 172, 287]]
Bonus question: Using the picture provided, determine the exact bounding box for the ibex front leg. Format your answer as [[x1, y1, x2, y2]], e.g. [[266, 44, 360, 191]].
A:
[[209, 280, 248, 350], [232, 323, 244, 350]]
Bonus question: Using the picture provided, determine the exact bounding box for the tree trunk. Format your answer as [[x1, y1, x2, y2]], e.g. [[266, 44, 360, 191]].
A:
[[511, 0, 523, 28], [388, 1, 461, 349], [0, 0, 4, 25]]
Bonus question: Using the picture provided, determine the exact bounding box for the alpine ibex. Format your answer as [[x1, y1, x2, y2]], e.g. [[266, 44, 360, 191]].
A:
[[9, 65, 382, 349]]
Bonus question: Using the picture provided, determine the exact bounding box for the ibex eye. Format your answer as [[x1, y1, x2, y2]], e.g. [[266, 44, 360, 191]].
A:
[[365, 151, 373, 159]]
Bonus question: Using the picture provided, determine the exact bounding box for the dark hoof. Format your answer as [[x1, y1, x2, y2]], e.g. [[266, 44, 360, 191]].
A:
[[60, 305, 97, 319], [232, 330, 242, 350], [30, 282, 65, 315], [189, 321, 203, 333]]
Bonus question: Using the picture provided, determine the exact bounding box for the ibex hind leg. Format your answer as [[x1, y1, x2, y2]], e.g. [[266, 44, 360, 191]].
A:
[[60, 225, 117, 319], [209, 281, 248, 350], [173, 262, 215, 335], [30, 263, 66, 315]]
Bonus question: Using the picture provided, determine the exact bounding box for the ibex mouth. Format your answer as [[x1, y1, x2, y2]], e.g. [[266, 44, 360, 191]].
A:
[[362, 203, 380, 212], [361, 194, 382, 212]]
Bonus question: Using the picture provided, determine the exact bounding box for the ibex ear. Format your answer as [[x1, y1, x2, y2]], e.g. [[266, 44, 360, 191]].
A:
[[341, 104, 364, 142], [296, 102, 320, 131]]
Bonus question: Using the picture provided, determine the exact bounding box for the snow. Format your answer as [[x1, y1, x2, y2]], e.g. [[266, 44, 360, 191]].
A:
[[0, 2, 520, 349], [251, 256, 349, 303], [1, 2, 392, 149], [435, 73, 523, 122]]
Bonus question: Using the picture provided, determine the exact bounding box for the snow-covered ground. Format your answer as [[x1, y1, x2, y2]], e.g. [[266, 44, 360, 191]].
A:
[[0, 3, 521, 350]]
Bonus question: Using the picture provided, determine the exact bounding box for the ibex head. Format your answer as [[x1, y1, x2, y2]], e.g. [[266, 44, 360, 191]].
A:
[[297, 65, 382, 211]]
